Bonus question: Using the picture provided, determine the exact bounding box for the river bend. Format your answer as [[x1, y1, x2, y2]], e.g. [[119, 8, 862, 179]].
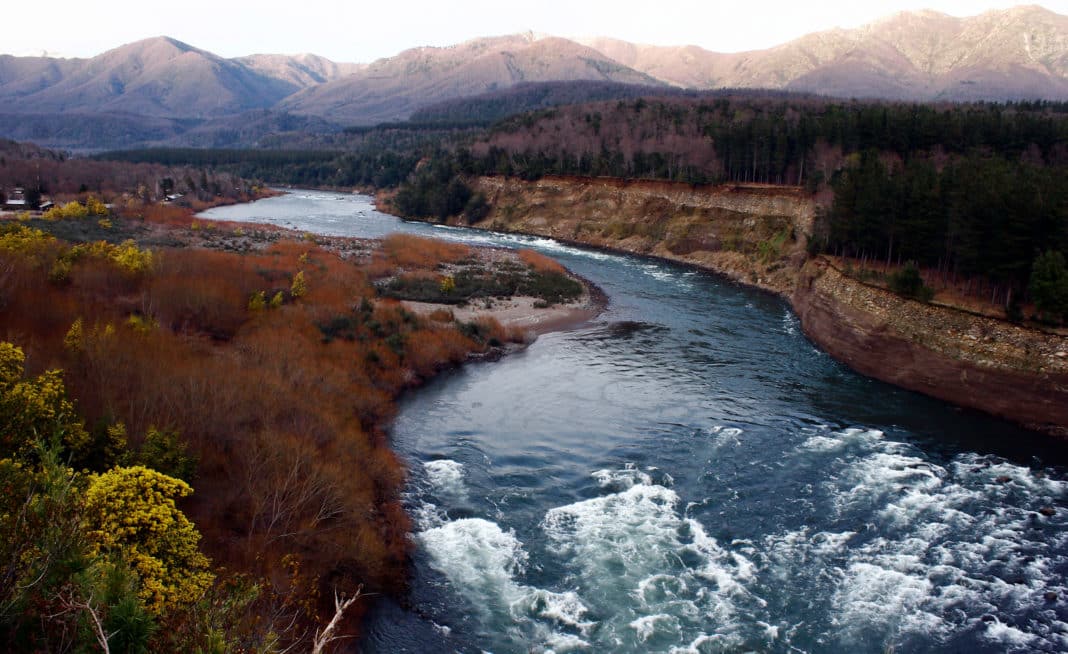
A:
[[201, 190, 1068, 654]]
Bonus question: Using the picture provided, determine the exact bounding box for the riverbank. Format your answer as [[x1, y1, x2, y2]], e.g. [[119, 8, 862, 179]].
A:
[[396, 175, 1068, 437], [403, 291, 601, 337]]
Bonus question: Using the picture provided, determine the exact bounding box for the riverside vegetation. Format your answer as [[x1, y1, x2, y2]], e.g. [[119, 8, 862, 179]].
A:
[[0, 150, 591, 650]]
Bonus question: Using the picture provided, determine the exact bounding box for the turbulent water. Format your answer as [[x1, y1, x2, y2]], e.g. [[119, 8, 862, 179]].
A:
[[201, 191, 1068, 653]]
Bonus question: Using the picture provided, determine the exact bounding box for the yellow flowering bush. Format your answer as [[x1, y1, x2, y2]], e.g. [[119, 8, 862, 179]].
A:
[[248, 290, 266, 311], [0, 342, 89, 459], [110, 240, 153, 274], [290, 270, 307, 298], [64, 318, 84, 351], [126, 313, 158, 334], [68, 239, 154, 275], [85, 195, 108, 217], [0, 341, 23, 384], [42, 201, 89, 221], [0, 224, 55, 256], [84, 466, 214, 614]]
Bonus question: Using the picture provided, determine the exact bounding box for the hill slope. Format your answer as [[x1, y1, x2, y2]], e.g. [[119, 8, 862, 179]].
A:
[[2, 6, 1068, 150], [581, 6, 1068, 100], [278, 33, 664, 124], [0, 37, 303, 118]]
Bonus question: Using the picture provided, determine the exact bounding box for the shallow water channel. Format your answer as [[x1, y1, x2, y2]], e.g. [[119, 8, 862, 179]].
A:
[[201, 190, 1068, 653]]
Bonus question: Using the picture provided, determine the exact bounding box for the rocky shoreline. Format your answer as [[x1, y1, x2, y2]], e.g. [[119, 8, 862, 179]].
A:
[[407, 175, 1068, 437]]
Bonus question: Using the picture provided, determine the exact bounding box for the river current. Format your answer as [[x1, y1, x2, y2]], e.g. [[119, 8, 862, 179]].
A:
[[201, 190, 1068, 653]]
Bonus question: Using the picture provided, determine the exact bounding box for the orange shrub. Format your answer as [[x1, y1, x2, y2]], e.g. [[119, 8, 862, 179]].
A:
[[137, 202, 197, 227], [380, 233, 472, 269], [518, 248, 567, 274], [148, 250, 261, 339]]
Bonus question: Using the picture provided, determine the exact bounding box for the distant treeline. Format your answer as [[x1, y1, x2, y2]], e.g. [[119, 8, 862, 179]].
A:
[[1, 140, 251, 204], [97, 124, 483, 189], [100, 146, 417, 189], [448, 97, 1068, 186], [407, 80, 702, 127]]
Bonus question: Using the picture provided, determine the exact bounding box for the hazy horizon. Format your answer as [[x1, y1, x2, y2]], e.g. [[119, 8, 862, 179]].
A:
[[4, 1, 1065, 63]]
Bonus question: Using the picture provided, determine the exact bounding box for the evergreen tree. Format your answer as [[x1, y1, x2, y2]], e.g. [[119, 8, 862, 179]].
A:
[[1030, 250, 1068, 323]]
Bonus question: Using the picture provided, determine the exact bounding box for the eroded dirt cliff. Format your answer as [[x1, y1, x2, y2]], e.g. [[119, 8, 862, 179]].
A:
[[447, 175, 1068, 436], [474, 175, 812, 295], [795, 259, 1068, 435]]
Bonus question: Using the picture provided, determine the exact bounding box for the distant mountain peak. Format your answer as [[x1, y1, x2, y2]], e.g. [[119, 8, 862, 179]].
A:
[[1, 4, 1067, 150], [108, 35, 203, 57], [579, 5, 1068, 101]]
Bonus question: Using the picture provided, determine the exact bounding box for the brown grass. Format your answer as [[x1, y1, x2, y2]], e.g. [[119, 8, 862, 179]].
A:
[[380, 233, 472, 269], [518, 248, 567, 274]]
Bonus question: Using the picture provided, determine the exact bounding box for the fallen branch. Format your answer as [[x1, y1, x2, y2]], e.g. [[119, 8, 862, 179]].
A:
[[310, 586, 363, 654]]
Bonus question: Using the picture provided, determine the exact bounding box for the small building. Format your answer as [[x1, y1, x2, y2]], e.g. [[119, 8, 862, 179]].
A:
[[3, 187, 27, 209]]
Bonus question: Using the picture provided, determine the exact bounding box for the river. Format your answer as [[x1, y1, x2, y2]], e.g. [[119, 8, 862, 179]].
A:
[[200, 190, 1068, 653]]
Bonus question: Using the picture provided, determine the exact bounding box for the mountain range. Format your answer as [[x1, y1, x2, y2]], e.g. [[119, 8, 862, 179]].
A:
[[1, 5, 1065, 149]]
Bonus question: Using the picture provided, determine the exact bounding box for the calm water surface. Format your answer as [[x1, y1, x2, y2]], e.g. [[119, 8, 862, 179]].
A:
[[201, 191, 1068, 653]]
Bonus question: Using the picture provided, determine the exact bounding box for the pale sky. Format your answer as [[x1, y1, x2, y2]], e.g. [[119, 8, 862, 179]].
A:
[[5, 1, 1067, 63]]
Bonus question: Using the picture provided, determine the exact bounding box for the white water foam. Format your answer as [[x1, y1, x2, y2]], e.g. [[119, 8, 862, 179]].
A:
[[702, 425, 744, 449], [418, 428, 1066, 652], [629, 613, 680, 642], [419, 518, 529, 614], [423, 459, 469, 501], [418, 517, 597, 651], [513, 589, 596, 634], [781, 310, 800, 335], [541, 468, 764, 650], [592, 463, 653, 490], [768, 426, 1068, 651], [542, 632, 592, 652], [640, 263, 694, 290]]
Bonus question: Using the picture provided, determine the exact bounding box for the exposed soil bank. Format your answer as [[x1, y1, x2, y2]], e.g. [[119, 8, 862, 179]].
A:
[[796, 259, 1068, 436], [419, 175, 1068, 437]]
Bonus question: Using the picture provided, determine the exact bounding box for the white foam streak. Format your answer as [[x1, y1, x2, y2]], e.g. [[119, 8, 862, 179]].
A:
[[538, 469, 762, 649], [512, 589, 595, 634], [592, 463, 653, 490], [775, 426, 1068, 650], [983, 616, 1041, 650], [543, 632, 592, 652], [419, 518, 528, 612], [832, 561, 939, 641], [423, 459, 468, 500], [629, 613, 680, 642], [419, 517, 597, 651]]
